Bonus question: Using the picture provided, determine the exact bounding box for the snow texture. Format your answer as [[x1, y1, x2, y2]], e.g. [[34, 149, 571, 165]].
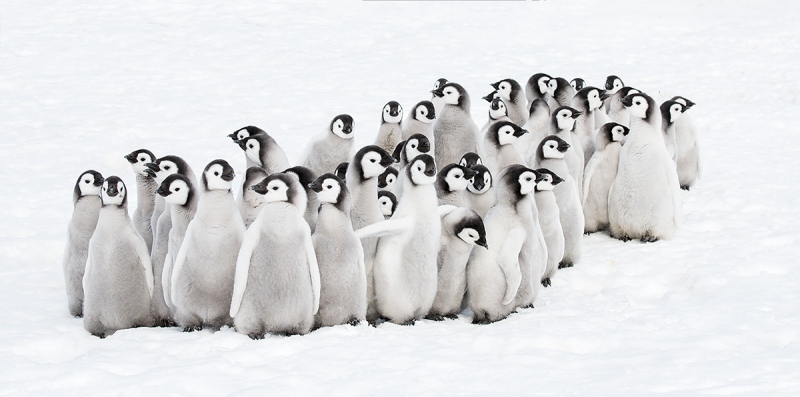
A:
[[1, 0, 799, 395]]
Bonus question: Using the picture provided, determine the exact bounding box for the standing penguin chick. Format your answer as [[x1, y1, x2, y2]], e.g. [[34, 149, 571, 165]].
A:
[[237, 167, 269, 228], [571, 87, 609, 166], [157, 173, 198, 313], [533, 168, 565, 287], [230, 173, 321, 338], [299, 114, 355, 178], [546, 77, 577, 110], [465, 164, 493, 218], [430, 78, 449, 116], [583, 123, 629, 233], [377, 190, 398, 219], [479, 97, 511, 138], [525, 73, 552, 104], [285, 166, 319, 233], [374, 101, 404, 154], [63, 170, 104, 317], [435, 163, 478, 207], [83, 176, 154, 337], [229, 126, 266, 169], [482, 121, 529, 178], [670, 96, 700, 190], [533, 106, 584, 199], [521, 98, 551, 160], [171, 160, 244, 331], [492, 78, 529, 126], [125, 149, 157, 253], [660, 100, 685, 163], [393, 133, 432, 168], [431, 82, 482, 167], [609, 93, 682, 242], [309, 174, 367, 328], [534, 136, 584, 269], [402, 100, 436, 146], [239, 129, 291, 175], [467, 165, 540, 324], [355, 155, 440, 325], [570, 78, 586, 91], [427, 206, 487, 320], [606, 86, 641, 127]]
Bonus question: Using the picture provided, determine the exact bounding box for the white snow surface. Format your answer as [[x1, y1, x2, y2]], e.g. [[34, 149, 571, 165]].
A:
[[2, 0, 799, 395]]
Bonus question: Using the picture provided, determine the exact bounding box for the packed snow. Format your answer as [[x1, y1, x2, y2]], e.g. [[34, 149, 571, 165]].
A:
[[1, 0, 799, 394]]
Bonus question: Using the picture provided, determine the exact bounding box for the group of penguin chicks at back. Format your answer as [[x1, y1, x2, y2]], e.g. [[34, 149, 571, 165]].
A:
[[63, 73, 701, 338]]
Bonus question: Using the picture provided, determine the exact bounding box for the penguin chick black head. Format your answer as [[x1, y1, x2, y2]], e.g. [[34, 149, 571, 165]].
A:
[[551, 106, 582, 132], [547, 77, 570, 97], [284, 166, 317, 196], [459, 152, 483, 168], [533, 168, 565, 192], [660, 100, 686, 125], [670, 96, 696, 110], [437, 163, 478, 193], [432, 78, 448, 92], [377, 166, 399, 190], [574, 87, 609, 111], [309, 173, 349, 213], [489, 97, 508, 120], [243, 166, 268, 194], [412, 100, 436, 123], [454, 209, 488, 249], [491, 78, 522, 102], [146, 155, 191, 183], [73, 170, 104, 205], [482, 90, 498, 103], [229, 126, 265, 144], [570, 78, 585, 91], [467, 164, 492, 194], [238, 134, 272, 165], [536, 136, 571, 161], [596, 122, 630, 150], [203, 159, 235, 191], [330, 114, 354, 139], [101, 176, 127, 207], [621, 92, 658, 122], [431, 82, 470, 110], [250, 172, 301, 206], [605, 75, 624, 94], [529, 98, 550, 116], [334, 162, 349, 180], [497, 165, 541, 203], [487, 121, 528, 148], [406, 154, 437, 186], [401, 134, 432, 163], [526, 72, 552, 101], [158, 173, 194, 206], [351, 145, 395, 182], [377, 190, 397, 217], [124, 149, 156, 177], [382, 101, 403, 124]]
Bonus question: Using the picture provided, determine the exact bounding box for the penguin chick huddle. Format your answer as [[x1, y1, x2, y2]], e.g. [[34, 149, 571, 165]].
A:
[[63, 74, 701, 338]]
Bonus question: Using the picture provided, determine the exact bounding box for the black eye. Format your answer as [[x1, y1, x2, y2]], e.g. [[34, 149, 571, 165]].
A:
[[164, 166, 170, 170], [636, 101, 641, 105], [417, 167, 422, 171], [84, 180, 90, 184], [326, 185, 332, 189], [370, 159, 376, 163], [411, 144, 416, 148], [175, 187, 180, 191], [526, 178, 532, 182], [272, 186, 279, 191], [249, 144, 254, 149], [455, 175, 460, 179], [214, 172, 219, 176], [140, 157, 145, 162]]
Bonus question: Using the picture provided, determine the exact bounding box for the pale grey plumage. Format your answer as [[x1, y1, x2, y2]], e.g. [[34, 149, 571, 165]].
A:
[[63, 170, 103, 317]]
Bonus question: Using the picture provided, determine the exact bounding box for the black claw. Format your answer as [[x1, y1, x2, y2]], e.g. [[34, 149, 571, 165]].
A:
[[367, 319, 378, 327], [183, 325, 202, 332], [248, 332, 264, 340], [444, 314, 458, 320], [425, 314, 445, 321], [522, 303, 535, 309], [640, 235, 659, 243], [681, 185, 690, 191], [541, 277, 551, 287], [558, 261, 573, 269], [348, 318, 361, 327], [400, 319, 416, 326]]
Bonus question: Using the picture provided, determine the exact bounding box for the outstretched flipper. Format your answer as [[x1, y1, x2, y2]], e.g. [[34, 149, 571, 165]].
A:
[[354, 217, 414, 239]]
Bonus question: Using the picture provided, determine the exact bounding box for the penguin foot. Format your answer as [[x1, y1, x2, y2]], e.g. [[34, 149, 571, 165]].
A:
[[541, 278, 551, 287], [522, 304, 535, 309], [558, 261, 574, 269], [617, 235, 632, 242], [183, 325, 202, 333], [248, 332, 265, 340], [510, 309, 518, 314], [681, 185, 691, 191], [444, 314, 458, 320], [157, 319, 175, 328], [90, 332, 106, 339], [640, 235, 659, 243], [347, 317, 361, 327], [367, 319, 378, 327], [400, 319, 416, 326], [471, 315, 488, 325], [425, 314, 445, 322]]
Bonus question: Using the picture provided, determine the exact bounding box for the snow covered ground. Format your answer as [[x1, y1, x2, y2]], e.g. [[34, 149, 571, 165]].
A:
[[1, 0, 799, 394]]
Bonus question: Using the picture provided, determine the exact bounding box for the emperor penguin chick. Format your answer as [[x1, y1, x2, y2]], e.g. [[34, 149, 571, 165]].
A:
[[660, 100, 686, 163], [525, 73, 552, 104], [427, 206, 487, 321], [170, 160, 243, 331], [483, 120, 529, 178], [285, 166, 319, 233], [670, 96, 700, 190], [603, 75, 625, 109], [479, 97, 511, 138], [435, 163, 478, 207], [533, 168, 565, 287], [355, 155, 440, 325], [309, 174, 367, 328], [239, 129, 291, 175], [431, 82, 482, 167], [609, 93, 681, 242], [402, 100, 436, 146], [230, 173, 321, 338], [606, 86, 641, 127], [571, 87, 609, 166], [467, 165, 540, 324], [299, 114, 355, 177], [546, 77, 577, 110], [491, 78, 529, 126], [374, 101, 404, 154], [465, 164, 493, 218], [229, 126, 266, 169], [237, 167, 268, 228], [529, 107, 583, 198], [430, 78, 449, 116], [583, 123, 629, 233], [378, 166, 399, 192], [377, 190, 398, 219], [570, 78, 586, 91], [83, 176, 154, 337], [520, 98, 550, 161], [157, 173, 198, 313], [459, 152, 483, 168], [534, 136, 584, 269], [392, 133, 432, 168], [125, 149, 157, 252], [63, 170, 104, 317]]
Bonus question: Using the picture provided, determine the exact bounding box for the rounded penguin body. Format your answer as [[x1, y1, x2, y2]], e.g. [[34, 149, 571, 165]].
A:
[[170, 160, 243, 331], [660, 100, 686, 164], [402, 100, 436, 147], [534, 136, 584, 269], [374, 101, 404, 154], [158, 174, 198, 315], [285, 166, 319, 233], [520, 98, 550, 161], [533, 169, 565, 286], [583, 123, 629, 233], [239, 128, 291, 175], [125, 149, 157, 252], [546, 77, 576, 111], [230, 173, 320, 338], [483, 120, 529, 178], [299, 115, 356, 178], [467, 165, 540, 324], [63, 170, 104, 317], [83, 177, 154, 337], [309, 174, 367, 328], [524, 73, 552, 104], [571, 87, 608, 166], [428, 207, 487, 320], [237, 167, 268, 228], [536, 106, 585, 200], [606, 87, 640, 127], [609, 93, 682, 242], [435, 163, 478, 207], [465, 164, 494, 218], [492, 78, 529, 127], [432, 82, 482, 167], [671, 96, 700, 190]]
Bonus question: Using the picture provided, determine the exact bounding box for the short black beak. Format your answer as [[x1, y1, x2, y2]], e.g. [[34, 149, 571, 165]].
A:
[[490, 82, 500, 90], [558, 142, 571, 152], [554, 176, 565, 185], [389, 110, 399, 117], [419, 141, 431, 153], [343, 126, 352, 134], [93, 177, 104, 187], [482, 91, 496, 102], [514, 129, 529, 138], [144, 169, 156, 178], [620, 96, 633, 107], [124, 154, 136, 163], [424, 168, 436, 177], [476, 238, 488, 249], [228, 132, 239, 142], [221, 171, 236, 182], [106, 186, 119, 197], [430, 89, 443, 98], [622, 127, 630, 136], [308, 182, 322, 193], [473, 181, 485, 191], [145, 163, 160, 172], [380, 155, 396, 167], [599, 90, 609, 101], [605, 81, 614, 90], [238, 140, 248, 150], [250, 183, 267, 195], [156, 186, 170, 197], [571, 111, 582, 119]]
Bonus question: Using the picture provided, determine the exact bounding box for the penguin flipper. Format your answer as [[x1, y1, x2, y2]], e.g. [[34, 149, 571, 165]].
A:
[[302, 221, 321, 315], [354, 217, 413, 239], [498, 227, 526, 306], [169, 223, 193, 307], [582, 155, 600, 206], [230, 222, 261, 318], [437, 205, 459, 218], [82, 240, 93, 292], [132, 232, 154, 298]]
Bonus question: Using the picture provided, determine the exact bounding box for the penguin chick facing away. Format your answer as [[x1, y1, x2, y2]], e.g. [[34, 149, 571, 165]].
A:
[[237, 166, 269, 228], [285, 166, 319, 233], [230, 172, 321, 338], [63, 170, 104, 317], [125, 149, 157, 253], [83, 176, 154, 338], [583, 123, 629, 233], [308, 174, 367, 328], [427, 206, 487, 321], [459, 152, 483, 169]]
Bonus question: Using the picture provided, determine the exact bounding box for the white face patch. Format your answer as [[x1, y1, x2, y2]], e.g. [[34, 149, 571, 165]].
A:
[[497, 125, 520, 146], [445, 168, 470, 192], [547, 79, 558, 96], [316, 178, 341, 204], [543, 140, 566, 159], [154, 160, 179, 183], [131, 153, 154, 176], [244, 139, 261, 164], [669, 104, 684, 123], [415, 105, 434, 123], [405, 138, 425, 159], [489, 100, 507, 119], [383, 104, 403, 124], [361, 151, 387, 178], [442, 87, 460, 105], [378, 196, 394, 216], [163, 179, 190, 205], [263, 179, 289, 203], [538, 77, 550, 95], [587, 89, 602, 110], [536, 174, 555, 191], [611, 126, 627, 142], [432, 80, 441, 90], [467, 172, 491, 194], [556, 109, 577, 131], [331, 119, 353, 139], [205, 164, 232, 191], [627, 96, 649, 119], [609, 79, 623, 94], [384, 174, 396, 190], [410, 159, 436, 185], [101, 180, 125, 206], [79, 173, 102, 196], [457, 227, 480, 245], [518, 171, 537, 195], [236, 129, 251, 141], [497, 82, 512, 101], [674, 97, 687, 106]]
